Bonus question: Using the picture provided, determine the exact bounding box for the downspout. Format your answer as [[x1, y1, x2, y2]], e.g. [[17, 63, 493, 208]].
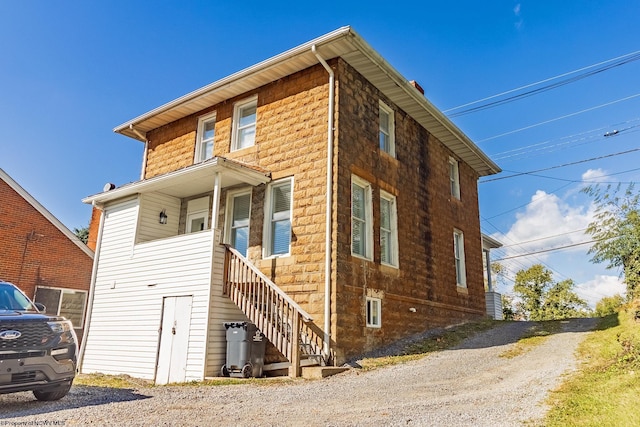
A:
[[129, 124, 148, 180], [312, 44, 334, 363], [78, 203, 106, 371]]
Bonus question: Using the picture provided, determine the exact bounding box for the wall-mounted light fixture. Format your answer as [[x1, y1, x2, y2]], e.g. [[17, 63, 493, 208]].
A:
[[159, 209, 168, 224]]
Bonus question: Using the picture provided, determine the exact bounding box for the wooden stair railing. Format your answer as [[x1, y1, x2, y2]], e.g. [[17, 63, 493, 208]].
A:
[[222, 246, 330, 376]]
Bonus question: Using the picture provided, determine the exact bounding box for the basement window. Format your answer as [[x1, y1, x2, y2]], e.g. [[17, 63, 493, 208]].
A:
[[366, 297, 381, 328], [34, 287, 87, 329]]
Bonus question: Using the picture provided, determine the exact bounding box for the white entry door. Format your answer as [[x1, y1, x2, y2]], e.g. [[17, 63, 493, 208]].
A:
[[156, 296, 193, 385]]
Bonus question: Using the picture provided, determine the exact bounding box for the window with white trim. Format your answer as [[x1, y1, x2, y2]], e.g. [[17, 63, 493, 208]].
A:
[[34, 287, 87, 329], [195, 112, 216, 162], [232, 97, 257, 151], [186, 196, 210, 233], [351, 176, 373, 260], [225, 190, 252, 257], [264, 178, 293, 257], [366, 297, 381, 328], [379, 101, 395, 157], [453, 229, 467, 287], [449, 157, 460, 199], [380, 191, 398, 267]]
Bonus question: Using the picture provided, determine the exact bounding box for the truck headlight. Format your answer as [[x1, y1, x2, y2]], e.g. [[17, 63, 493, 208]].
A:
[[47, 320, 74, 334]]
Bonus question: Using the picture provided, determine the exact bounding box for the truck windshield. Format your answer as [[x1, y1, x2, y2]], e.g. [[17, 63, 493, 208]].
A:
[[0, 283, 37, 311]]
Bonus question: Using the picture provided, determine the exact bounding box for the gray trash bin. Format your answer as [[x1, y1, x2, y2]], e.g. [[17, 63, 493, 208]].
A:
[[221, 322, 266, 378]]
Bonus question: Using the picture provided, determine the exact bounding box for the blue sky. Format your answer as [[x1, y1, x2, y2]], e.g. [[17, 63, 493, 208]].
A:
[[2, 1, 638, 306]]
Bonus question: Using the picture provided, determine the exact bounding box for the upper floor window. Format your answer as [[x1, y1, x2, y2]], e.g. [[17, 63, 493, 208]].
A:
[[379, 101, 395, 157], [351, 175, 373, 260], [232, 97, 257, 151], [449, 157, 460, 200], [195, 112, 216, 162], [186, 196, 210, 233], [225, 190, 252, 257], [380, 191, 398, 268], [264, 178, 293, 257], [453, 229, 467, 287]]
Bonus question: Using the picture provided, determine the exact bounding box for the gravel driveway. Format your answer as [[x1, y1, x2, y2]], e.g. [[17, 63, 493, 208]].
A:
[[0, 318, 597, 426]]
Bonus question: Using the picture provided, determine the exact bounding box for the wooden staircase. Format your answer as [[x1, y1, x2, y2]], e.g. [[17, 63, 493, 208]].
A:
[[222, 246, 332, 377]]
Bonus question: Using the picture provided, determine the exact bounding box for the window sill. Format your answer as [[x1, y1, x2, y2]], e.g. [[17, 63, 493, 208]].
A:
[[456, 285, 469, 294], [257, 255, 294, 268], [351, 253, 374, 263]]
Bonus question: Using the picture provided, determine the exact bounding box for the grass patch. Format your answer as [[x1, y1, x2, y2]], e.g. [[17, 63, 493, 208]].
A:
[[543, 303, 640, 426], [500, 321, 562, 359], [74, 373, 154, 389], [358, 319, 499, 370], [75, 373, 294, 389]]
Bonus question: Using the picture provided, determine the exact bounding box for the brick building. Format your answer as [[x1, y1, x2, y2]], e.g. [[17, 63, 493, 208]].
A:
[[0, 168, 94, 337], [80, 27, 500, 383]]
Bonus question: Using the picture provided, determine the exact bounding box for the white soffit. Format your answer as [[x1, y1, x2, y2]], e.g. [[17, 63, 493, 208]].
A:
[[114, 26, 500, 176]]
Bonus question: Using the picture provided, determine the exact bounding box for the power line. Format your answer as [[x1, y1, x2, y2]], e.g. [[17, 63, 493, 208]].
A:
[[480, 148, 640, 183], [445, 49, 640, 116], [493, 240, 598, 261], [489, 118, 640, 161], [477, 93, 640, 143], [498, 228, 588, 248]]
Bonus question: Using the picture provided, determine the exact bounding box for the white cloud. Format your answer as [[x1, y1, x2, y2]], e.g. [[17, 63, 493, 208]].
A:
[[582, 168, 609, 183], [513, 3, 523, 29], [499, 190, 594, 257], [576, 274, 626, 308], [489, 185, 627, 309], [513, 3, 521, 16]]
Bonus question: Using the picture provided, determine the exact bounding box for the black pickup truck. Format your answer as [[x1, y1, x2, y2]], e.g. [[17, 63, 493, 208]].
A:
[[0, 281, 77, 401]]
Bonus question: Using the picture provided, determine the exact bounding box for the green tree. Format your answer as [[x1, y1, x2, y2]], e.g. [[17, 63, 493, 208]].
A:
[[501, 294, 518, 320], [513, 264, 589, 320], [542, 279, 590, 320], [583, 183, 640, 298], [594, 294, 625, 317], [73, 225, 89, 244]]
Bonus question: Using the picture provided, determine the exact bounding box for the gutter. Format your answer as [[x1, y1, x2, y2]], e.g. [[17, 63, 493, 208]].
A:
[[312, 44, 334, 363]]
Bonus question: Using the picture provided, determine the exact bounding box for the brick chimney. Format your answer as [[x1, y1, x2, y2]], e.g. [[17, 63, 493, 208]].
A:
[[409, 80, 425, 95]]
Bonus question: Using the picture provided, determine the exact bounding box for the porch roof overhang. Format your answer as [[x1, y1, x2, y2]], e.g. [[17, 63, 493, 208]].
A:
[[114, 26, 500, 177], [82, 157, 271, 206], [482, 233, 503, 250]]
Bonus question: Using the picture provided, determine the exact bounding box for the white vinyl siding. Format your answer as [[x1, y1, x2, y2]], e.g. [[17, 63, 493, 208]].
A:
[[225, 190, 252, 257], [195, 112, 216, 162], [136, 193, 181, 243], [264, 178, 293, 258], [449, 157, 460, 200], [186, 196, 210, 233], [454, 229, 467, 287], [379, 101, 395, 157], [366, 297, 381, 328], [351, 176, 373, 260], [81, 199, 216, 382], [231, 97, 257, 151], [380, 192, 398, 267]]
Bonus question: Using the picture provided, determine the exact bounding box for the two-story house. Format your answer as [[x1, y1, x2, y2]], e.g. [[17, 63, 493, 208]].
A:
[[79, 26, 500, 384]]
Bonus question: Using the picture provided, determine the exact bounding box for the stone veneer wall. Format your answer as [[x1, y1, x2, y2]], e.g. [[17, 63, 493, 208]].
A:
[[141, 58, 486, 364]]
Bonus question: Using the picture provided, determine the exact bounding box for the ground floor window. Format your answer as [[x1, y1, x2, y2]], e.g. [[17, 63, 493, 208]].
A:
[[34, 286, 87, 329]]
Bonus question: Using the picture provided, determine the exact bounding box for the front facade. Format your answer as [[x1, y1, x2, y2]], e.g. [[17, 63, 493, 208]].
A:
[[0, 168, 94, 339], [80, 27, 500, 382]]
